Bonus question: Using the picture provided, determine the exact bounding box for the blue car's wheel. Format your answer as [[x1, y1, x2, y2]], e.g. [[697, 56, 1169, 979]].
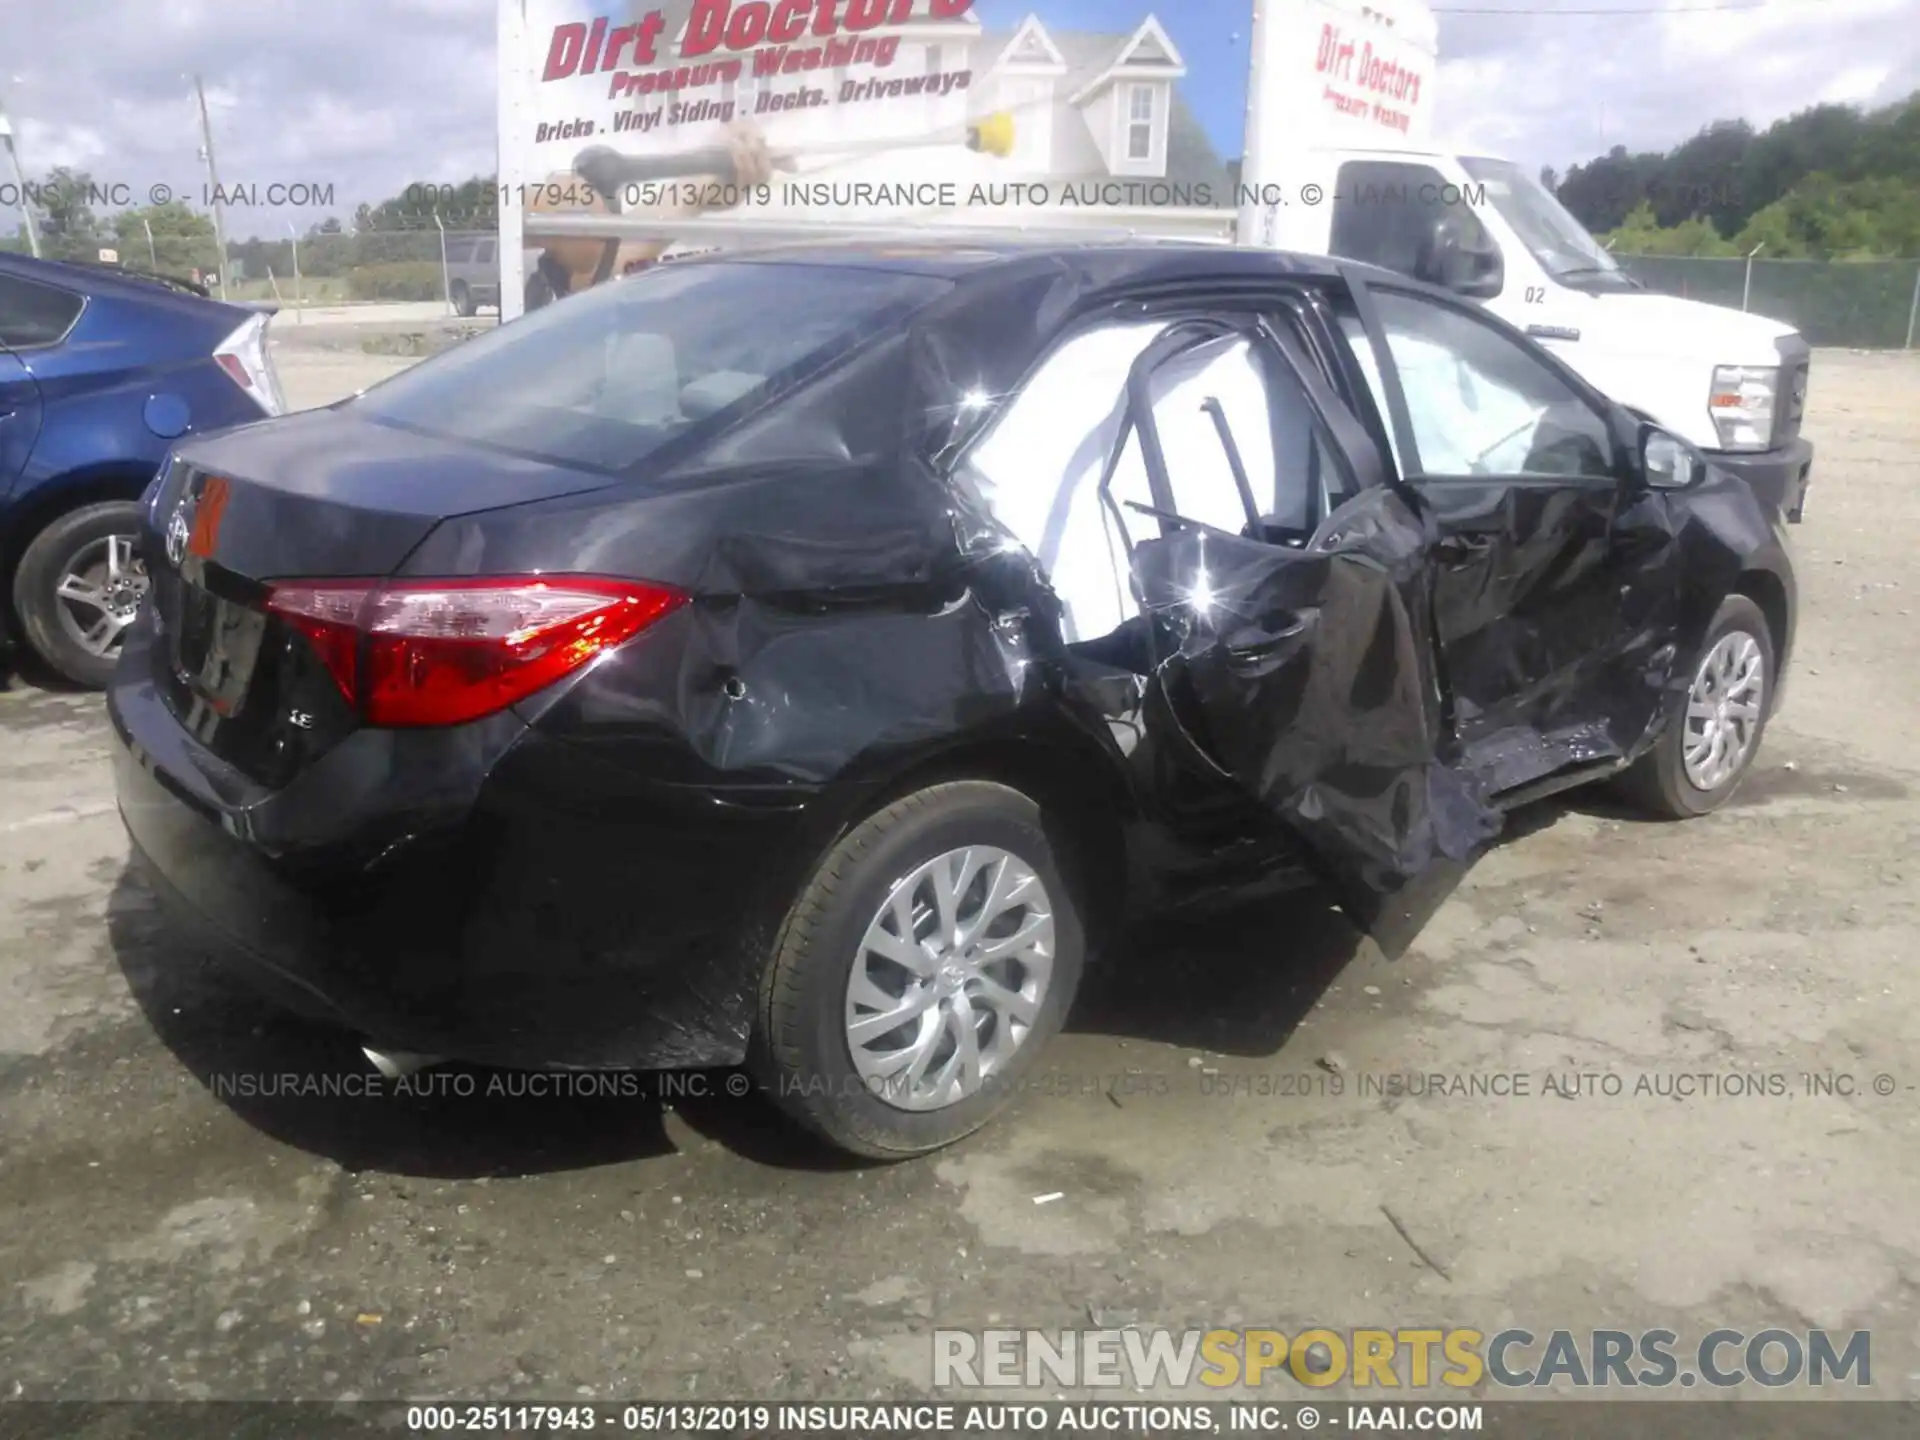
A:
[[12, 500, 148, 690]]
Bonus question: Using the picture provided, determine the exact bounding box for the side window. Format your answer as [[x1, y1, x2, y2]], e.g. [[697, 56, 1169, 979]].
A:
[[445, 238, 475, 264], [1104, 331, 1349, 553], [960, 319, 1348, 646], [959, 320, 1168, 646], [1337, 312, 1407, 476], [1266, 315, 1364, 519], [475, 239, 496, 264], [1128, 336, 1279, 535], [0, 275, 85, 349], [1370, 291, 1615, 480], [1331, 160, 1495, 285]]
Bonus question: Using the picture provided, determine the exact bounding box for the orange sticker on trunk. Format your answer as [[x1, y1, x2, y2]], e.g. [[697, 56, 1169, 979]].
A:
[[188, 476, 230, 560]]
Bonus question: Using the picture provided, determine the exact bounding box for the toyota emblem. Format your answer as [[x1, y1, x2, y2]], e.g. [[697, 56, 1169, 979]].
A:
[[164, 500, 193, 567]]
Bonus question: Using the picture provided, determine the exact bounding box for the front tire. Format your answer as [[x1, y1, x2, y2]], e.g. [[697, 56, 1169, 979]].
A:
[[450, 281, 476, 318], [754, 782, 1087, 1160], [12, 501, 150, 689], [1620, 594, 1775, 819]]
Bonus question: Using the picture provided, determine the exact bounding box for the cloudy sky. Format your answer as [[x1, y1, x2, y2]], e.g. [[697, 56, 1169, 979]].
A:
[[2, 0, 1916, 237]]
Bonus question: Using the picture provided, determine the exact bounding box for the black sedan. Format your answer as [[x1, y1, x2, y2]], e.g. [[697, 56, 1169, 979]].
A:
[[109, 241, 1796, 1158]]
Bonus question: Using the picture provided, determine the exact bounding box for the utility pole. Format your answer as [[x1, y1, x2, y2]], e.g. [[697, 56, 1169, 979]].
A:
[[434, 211, 452, 315], [286, 218, 303, 323], [192, 74, 229, 300], [1743, 242, 1764, 313], [0, 88, 42, 257], [1907, 263, 1919, 351]]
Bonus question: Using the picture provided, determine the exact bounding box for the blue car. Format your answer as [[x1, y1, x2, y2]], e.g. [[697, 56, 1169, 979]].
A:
[[0, 253, 285, 687]]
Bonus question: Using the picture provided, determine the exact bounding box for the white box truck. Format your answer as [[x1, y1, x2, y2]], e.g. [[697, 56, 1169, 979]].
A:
[[1234, 0, 1812, 521], [502, 0, 1811, 520]]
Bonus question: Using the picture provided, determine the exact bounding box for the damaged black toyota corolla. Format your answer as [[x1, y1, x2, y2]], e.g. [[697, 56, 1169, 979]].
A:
[[109, 241, 1796, 1158]]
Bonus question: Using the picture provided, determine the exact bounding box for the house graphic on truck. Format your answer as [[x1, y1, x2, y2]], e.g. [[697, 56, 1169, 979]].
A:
[[962, 13, 1230, 200], [684, 2, 1235, 218]]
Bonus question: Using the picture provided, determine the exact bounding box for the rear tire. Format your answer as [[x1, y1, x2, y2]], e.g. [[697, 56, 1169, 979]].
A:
[[450, 281, 476, 318], [1619, 594, 1775, 819], [753, 781, 1086, 1160], [12, 501, 149, 690]]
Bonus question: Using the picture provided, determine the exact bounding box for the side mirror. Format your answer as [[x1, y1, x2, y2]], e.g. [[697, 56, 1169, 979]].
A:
[[1640, 423, 1707, 491], [1419, 216, 1505, 300]]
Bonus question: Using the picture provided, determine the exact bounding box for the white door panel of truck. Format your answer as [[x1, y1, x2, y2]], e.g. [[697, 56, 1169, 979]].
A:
[[1237, 0, 1814, 522]]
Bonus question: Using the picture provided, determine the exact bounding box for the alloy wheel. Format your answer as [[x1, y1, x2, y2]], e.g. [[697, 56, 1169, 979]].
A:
[[1682, 630, 1766, 792], [844, 846, 1056, 1112], [54, 533, 148, 660]]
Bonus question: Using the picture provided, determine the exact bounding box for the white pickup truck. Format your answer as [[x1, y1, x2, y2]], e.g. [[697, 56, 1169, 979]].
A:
[[1236, 0, 1812, 520]]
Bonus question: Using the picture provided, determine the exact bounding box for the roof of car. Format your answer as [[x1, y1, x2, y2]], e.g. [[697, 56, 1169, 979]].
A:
[[711, 236, 1359, 284], [0, 250, 230, 307]]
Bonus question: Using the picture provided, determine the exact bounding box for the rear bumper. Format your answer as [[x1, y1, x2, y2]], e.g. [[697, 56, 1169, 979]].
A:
[[108, 663, 815, 1071], [1704, 438, 1813, 524]]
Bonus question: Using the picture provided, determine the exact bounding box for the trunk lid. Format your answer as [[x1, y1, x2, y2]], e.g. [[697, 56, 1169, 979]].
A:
[[142, 408, 626, 788]]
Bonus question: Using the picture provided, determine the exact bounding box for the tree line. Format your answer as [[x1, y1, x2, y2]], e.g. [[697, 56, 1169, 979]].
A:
[[1548, 90, 1920, 260]]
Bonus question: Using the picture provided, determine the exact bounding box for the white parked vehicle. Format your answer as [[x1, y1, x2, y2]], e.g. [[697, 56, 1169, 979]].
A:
[[1234, 0, 1812, 520]]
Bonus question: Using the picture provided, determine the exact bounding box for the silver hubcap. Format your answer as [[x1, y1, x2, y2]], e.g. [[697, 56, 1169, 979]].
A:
[[845, 846, 1056, 1113], [56, 534, 148, 658], [1683, 630, 1765, 792]]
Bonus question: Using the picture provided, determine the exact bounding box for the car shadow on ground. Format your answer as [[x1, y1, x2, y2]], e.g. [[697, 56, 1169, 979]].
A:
[[106, 868, 714, 1179], [103, 861, 1385, 1179], [1068, 888, 1362, 1057], [102, 795, 1621, 1180], [0, 653, 88, 696]]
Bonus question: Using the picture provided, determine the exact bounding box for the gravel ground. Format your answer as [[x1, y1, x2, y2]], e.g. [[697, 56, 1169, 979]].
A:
[[1, 347, 1917, 1407]]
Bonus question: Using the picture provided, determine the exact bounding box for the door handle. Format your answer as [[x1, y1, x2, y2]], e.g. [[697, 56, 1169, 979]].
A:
[[1438, 533, 1498, 560], [1223, 614, 1312, 673]]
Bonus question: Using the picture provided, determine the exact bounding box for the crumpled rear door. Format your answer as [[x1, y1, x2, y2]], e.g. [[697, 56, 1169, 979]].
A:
[[1105, 315, 1502, 956]]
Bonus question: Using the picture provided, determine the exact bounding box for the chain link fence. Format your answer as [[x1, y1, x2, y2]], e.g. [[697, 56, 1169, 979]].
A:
[[1617, 255, 1920, 350]]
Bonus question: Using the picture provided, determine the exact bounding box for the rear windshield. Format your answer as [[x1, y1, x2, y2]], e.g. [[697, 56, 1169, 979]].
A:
[[353, 260, 950, 471]]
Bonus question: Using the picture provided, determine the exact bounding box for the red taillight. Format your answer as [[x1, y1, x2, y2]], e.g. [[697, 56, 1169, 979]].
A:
[[213, 312, 288, 415], [265, 576, 687, 728], [214, 352, 254, 390]]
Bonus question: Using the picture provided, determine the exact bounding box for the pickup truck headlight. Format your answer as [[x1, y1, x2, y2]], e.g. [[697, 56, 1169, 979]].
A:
[[1708, 365, 1778, 451]]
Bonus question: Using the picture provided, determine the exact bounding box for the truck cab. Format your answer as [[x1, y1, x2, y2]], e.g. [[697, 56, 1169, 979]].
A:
[[1237, 0, 1813, 521]]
